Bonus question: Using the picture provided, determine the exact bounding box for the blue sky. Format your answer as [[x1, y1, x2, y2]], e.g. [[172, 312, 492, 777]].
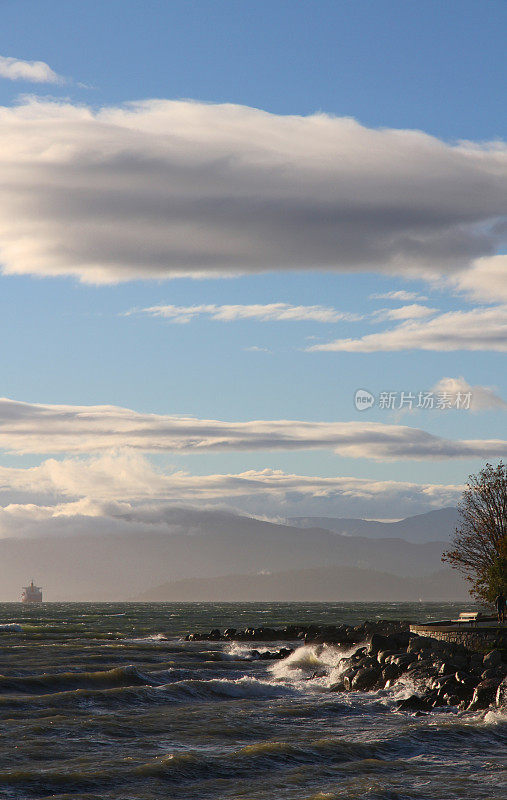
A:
[[0, 1, 505, 526]]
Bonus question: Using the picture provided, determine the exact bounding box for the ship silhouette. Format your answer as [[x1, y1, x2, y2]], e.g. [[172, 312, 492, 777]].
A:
[[21, 581, 42, 603]]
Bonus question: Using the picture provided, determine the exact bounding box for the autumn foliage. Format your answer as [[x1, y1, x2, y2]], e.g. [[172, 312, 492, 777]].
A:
[[442, 462, 506, 603]]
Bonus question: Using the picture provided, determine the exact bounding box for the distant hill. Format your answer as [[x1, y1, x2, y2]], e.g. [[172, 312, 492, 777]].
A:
[[0, 507, 460, 601], [288, 507, 459, 543], [138, 565, 468, 602]]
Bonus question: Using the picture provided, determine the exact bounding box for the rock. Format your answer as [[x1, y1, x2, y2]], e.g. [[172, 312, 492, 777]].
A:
[[483, 650, 502, 669], [351, 665, 381, 691], [382, 663, 402, 684], [495, 677, 507, 707], [469, 653, 484, 672], [377, 649, 402, 664], [455, 670, 478, 687], [342, 667, 359, 691], [439, 661, 460, 675], [467, 678, 500, 711], [390, 653, 418, 669], [368, 634, 396, 655], [407, 636, 432, 654], [481, 667, 503, 681], [397, 694, 432, 711]]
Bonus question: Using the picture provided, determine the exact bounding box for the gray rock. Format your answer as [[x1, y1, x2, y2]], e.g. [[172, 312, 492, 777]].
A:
[[382, 663, 402, 683], [483, 650, 502, 669], [481, 667, 503, 681], [368, 634, 398, 655], [467, 678, 500, 711], [495, 677, 507, 707], [397, 694, 432, 711], [351, 665, 381, 691], [377, 649, 402, 664], [407, 636, 432, 653], [342, 667, 359, 691], [469, 653, 484, 672], [390, 653, 418, 669], [439, 661, 460, 675]]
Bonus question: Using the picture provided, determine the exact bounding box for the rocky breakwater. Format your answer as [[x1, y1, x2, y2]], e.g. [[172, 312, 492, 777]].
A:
[[185, 620, 506, 712], [330, 630, 507, 713], [185, 619, 410, 645]]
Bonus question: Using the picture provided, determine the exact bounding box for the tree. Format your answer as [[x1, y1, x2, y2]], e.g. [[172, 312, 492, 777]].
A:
[[442, 462, 506, 603]]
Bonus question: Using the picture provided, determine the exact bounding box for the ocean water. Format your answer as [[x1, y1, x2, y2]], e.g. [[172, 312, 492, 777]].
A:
[[0, 601, 504, 800]]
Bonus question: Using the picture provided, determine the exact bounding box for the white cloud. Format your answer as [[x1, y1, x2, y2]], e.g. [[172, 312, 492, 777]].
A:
[[0, 55, 64, 84], [309, 304, 507, 352], [128, 302, 362, 324], [370, 290, 428, 301], [373, 304, 437, 321], [0, 398, 505, 460], [0, 98, 505, 283], [431, 377, 506, 411], [0, 451, 463, 527], [453, 255, 507, 303]]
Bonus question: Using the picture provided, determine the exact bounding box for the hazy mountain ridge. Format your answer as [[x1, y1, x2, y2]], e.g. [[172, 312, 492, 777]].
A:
[[138, 565, 468, 602], [288, 507, 459, 542], [0, 506, 460, 601]]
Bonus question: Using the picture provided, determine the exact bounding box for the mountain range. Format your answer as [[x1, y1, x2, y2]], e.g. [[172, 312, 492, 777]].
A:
[[0, 506, 467, 601]]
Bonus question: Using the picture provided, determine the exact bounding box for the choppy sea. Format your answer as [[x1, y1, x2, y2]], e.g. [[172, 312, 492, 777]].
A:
[[0, 602, 504, 799]]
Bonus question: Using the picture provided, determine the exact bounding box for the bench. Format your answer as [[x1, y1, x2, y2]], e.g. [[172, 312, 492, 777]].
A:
[[455, 612, 482, 626]]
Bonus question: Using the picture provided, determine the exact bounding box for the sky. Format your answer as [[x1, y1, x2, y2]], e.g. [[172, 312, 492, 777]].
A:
[[0, 0, 505, 534]]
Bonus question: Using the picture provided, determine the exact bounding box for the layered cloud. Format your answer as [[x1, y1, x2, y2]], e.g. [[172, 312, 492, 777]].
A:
[[0, 55, 64, 84], [370, 290, 428, 302], [0, 98, 505, 283], [373, 304, 437, 321], [0, 451, 463, 531], [0, 398, 505, 460], [129, 302, 362, 324], [309, 304, 507, 352]]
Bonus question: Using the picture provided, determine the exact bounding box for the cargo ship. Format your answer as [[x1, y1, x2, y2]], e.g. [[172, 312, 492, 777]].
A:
[[21, 581, 43, 603]]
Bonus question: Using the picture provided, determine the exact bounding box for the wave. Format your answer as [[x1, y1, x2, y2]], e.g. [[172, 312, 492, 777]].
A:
[[0, 665, 155, 695], [0, 674, 296, 713], [269, 642, 362, 684], [135, 735, 385, 781]]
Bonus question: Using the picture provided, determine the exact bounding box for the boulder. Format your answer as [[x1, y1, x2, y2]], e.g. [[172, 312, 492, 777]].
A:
[[495, 677, 507, 707], [467, 679, 500, 711], [481, 667, 503, 681], [351, 665, 381, 691], [390, 653, 418, 669], [368, 634, 397, 655], [382, 663, 402, 684], [469, 653, 484, 672], [407, 636, 432, 654], [341, 667, 359, 691], [439, 661, 461, 675], [397, 694, 433, 711], [483, 650, 502, 669], [377, 649, 402, 665]]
